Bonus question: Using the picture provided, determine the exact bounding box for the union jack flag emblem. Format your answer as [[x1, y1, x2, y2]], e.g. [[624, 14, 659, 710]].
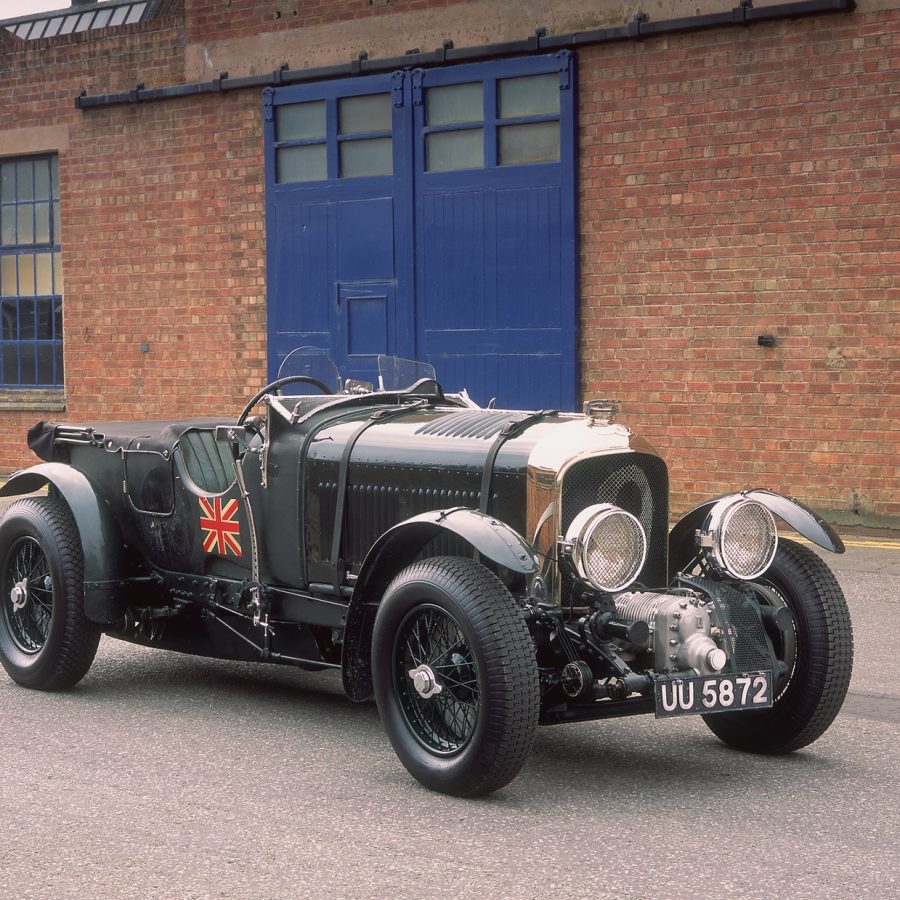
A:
[[199, 497, 242, 557]]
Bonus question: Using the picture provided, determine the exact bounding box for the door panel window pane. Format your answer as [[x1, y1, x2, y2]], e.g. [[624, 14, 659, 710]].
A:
[[499, 121, 560, 165], [277, 144, 327, 183], [339, 94, 391, 135], [426, 83, 483, 127], [425, 129, 484, 172], [340, 138, 392, 178], [498, 73, 559, 119], [276, 101, 325, 141]]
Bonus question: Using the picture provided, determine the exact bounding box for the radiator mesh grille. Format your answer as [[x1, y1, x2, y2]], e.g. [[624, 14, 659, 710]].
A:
[[560, 453, 669, 589]]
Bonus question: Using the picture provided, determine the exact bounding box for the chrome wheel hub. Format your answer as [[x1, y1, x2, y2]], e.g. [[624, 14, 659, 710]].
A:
[[408, 663, 443, 699], [10, 578, 28, 612]]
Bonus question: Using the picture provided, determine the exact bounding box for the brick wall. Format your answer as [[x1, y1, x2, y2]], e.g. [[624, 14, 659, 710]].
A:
[[185, 0, 468, 43], [579, 8, 898, 529], [0, 1, 266, 470], [0, 0, 896, 529]]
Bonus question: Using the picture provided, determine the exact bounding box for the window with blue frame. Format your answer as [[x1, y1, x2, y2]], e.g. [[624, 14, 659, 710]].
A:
[[0, 155, 64, 387], [424, 71, 561, 172], [275, 91, 395, 184]]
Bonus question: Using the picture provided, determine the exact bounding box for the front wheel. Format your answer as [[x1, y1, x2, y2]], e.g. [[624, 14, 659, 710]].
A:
[[0, 497, 100, 690], [372, 557, 539, 797], [703, 538, 853, 753]]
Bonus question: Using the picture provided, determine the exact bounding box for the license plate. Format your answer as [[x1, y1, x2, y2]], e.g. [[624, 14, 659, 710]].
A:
[[654, 671, 773, 718]]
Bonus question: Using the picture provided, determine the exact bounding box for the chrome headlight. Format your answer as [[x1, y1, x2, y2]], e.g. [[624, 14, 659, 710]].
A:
[[565, 503, 647, 593], [699, 497, 778, 580]]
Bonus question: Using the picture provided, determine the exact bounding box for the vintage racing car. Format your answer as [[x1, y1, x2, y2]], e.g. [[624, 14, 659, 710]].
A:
[[0, 352, 853, 796]]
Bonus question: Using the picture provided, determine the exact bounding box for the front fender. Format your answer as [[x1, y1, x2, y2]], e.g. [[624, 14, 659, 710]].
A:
[[1, 463, 126, 623], [341, 507, 538, 701], [669, 488, 844, 578]]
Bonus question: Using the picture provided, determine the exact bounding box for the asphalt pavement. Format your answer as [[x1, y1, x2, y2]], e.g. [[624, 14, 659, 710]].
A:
[[0, 538, 897, 899]]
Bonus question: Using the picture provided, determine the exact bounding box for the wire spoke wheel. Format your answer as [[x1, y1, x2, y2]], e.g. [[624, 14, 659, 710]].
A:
[[2, 536, 54, 655], [395, 604, 479, 755], [0, 497, 100, 691], [372, 557, 539, 797], [703, 538, 853, 754]]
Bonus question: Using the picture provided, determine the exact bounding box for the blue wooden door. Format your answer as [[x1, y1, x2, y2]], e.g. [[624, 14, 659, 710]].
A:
[[411, 54, 577, 408], [265, 54, 577, 408], [264, 74, 414, 385]]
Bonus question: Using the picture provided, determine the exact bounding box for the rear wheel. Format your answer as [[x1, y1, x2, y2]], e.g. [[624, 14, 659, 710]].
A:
[[372, 557, 539, 797], [703, 539, 853, 753], [0, 497, 100, 690]]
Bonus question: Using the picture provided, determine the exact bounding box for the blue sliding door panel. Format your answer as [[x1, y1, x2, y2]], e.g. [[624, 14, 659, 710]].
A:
[[264, 53, 577, 408]]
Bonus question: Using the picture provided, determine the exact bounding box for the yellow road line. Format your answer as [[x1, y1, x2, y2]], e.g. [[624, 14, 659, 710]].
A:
[[789, 535, 900, 550]]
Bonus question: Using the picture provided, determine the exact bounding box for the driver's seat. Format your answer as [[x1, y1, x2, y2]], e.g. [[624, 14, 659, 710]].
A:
[[178, 428, 234, 495]]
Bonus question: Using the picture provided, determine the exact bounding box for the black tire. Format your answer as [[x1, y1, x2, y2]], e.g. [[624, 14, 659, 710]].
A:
[[703, 538, 853, 753], [372, 557, 539, 797], [0, 497, 101, 690]]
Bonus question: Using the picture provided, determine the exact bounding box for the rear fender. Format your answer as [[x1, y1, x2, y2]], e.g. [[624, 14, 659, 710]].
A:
[[1, 463, 126, 624], [341, 507, 538, 701], [669, 488, 844, 579]]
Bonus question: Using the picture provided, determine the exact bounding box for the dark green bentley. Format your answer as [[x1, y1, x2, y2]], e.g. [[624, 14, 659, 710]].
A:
[[0, 352, 853, 796]]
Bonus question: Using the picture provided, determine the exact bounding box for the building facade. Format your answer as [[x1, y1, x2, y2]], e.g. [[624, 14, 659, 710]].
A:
[[0, 0, 897, 530]]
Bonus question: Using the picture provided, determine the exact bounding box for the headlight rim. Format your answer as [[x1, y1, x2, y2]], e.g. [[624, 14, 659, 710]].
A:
[[564, 502, 648, 593], [700, 496, 778, 581]]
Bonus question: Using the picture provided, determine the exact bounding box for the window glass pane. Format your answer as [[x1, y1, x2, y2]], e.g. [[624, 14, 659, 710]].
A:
[[35, 253, 52, 295], [52, 200, 61, 242], [18, 254, 35, 296], [426, 83, 483, 127], [0, 257, 15, 296], [425, 129, 484, 172], [15, 161, 33, 201], [37, 299, 53, 340], [35, 204, 50, 244], [340, 138, 393, 178], [499, 73, 559, 119], [1, 207, 15, 245], [0, 165, 13, 202], [37, 344, 54, 385], [53, 252, 63, 294], [276, 101, 325, 142], [339, 94, 391, 135], [50, 156, 59, 199], [55, 342, 64, 383], [17, 205, 34, 244], [277, 144, 327, 184], [1, 301, 16, 340], [2, 345, 18, 383], [498, 121, 560, 165], [34, 159, 50, 200], [19, 299, 35, 340], [54, 299, 63, 338], [20, 342, 35, 384]]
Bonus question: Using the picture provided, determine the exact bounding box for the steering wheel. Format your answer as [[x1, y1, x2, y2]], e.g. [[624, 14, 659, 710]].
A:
[[238, 375, 333, 425]]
